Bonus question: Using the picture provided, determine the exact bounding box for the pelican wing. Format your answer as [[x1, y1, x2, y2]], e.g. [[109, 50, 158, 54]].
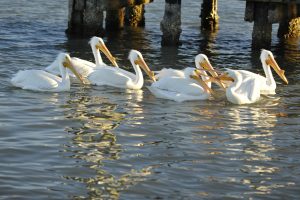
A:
[[151, 77, 206, 95], [45, 59, 59, 75], [154, 67, 195, 79], [11, 70, 61, 91], [232, 69, 274, 95], [88, 67, 134, 88], [235, 69, 263, 79], [70, 57, 95, 78], [45, 56, 95, 78], [154, 68, 185, 79], [147, 86, 209, 102], [72, 57, 95, 68], [226, 69, 261, 104], [241, 77, 261, 102]]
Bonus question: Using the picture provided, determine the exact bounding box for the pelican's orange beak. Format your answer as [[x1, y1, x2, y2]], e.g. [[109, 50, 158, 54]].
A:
[[200, 60, 226, 89], [266, 55, 288, 84], [135, 57, 156, 82], [190, 74, 213, 94], [63, 57, 87, 85], [96, 43, 119, 67]]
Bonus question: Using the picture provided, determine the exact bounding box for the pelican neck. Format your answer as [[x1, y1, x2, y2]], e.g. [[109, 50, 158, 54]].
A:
[[130, 58, 143, 86], [91, 45, 103, 66], [261, 58, 275, 86]]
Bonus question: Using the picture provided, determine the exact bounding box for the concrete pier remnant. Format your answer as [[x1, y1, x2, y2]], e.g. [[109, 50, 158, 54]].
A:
[[67, 0, 153, 36], [245, 0, 300, 49], [200, 0, 219, 31], [160, 0, 182, 46]]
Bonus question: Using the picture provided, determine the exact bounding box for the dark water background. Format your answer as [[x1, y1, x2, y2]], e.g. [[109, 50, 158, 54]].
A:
[[0, 0, 300, 199]]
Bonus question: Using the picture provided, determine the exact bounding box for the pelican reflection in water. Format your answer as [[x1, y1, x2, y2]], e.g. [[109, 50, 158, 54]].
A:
[[61, 93, 153, 199]]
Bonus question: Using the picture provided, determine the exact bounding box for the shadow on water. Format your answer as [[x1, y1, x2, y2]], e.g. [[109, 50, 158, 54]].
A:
[[273, 37, 300, 69], [199, 29, 219, 56]]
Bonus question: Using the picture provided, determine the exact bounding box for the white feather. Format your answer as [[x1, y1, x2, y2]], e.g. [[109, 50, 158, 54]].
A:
[[225, 69, 261, 104], [87, 50, 147, 90], [11, 53, 73, 92]]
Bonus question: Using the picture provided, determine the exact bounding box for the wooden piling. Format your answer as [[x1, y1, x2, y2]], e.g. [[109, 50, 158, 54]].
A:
[[252, 3, 272, 48], [277, 2, 300, 38], [105, 9, 126, 31], [245, 0, 300, 49], [160, 0, 182, 46], [67, 0, 153, 36], [67, 0, 105, 36], [200, 0, 219, 31], [125, 5, 145, 27]]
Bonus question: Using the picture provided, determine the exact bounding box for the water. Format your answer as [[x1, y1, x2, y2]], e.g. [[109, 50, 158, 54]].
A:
[[1, 0, 300, 199]]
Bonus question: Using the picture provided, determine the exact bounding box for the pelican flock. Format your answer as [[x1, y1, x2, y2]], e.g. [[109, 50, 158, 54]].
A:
[[10, 36, 288, 105]]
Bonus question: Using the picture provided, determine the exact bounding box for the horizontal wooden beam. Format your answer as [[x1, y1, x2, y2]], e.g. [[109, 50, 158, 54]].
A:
[[246, 0, 300, 3], [245, 1, 300, 23], [105, 0, 154, 9]]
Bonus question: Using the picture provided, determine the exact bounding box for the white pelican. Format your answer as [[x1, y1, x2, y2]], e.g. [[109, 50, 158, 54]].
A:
[[11, 53, 84, 92], [45, 37, 118, 78], [154, 54, 225, 88], [154, 54, 215, 79], [87, 50, 155, 90], [147, 54, 217, 102], [229, 49, 288, 95], [154, 67, 195, 79], [222, 69, 261, 104]]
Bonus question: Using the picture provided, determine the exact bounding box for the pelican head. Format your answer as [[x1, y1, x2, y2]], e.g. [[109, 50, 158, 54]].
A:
[[260, 49, 288, 84], [57, 53, 85, 84], [129, 50, 156, 82], [89, 36, 118, 67], [195, 54, 226, 88]]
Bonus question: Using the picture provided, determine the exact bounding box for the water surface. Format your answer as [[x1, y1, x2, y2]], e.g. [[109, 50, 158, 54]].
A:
[[0, 0, 300, 199]]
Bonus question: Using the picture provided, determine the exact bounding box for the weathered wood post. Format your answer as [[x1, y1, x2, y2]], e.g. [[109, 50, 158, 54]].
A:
[[277, 2, 300, 38], [125, 5, 146, 27], [245, 2, 272, 49], [252, 3, 273, 48], [103, 0, 126, 31], [200, 0, 219, 31], [245, 0, 300, 49], [124, 0, 153, 27], [67, 0, 105, 36], [160, 0, 182, 46], [105, 8, 126, 31], [105, 0, 152, 31], [67, 0, 153, 36]]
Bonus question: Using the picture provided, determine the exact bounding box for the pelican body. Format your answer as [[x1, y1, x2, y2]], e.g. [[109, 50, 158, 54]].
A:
[[231, 49, 288, 95], [148, 54, 215, 102], [46, 37, 118, 78], [11, 53, 84, 92], [87, 50, 155, 90], [224, 69, 261, 104], [154, 54, 215, 79], [154, 67, 195, 79]]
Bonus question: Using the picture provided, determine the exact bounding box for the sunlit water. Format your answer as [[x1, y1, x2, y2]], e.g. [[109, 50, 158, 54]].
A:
[[1, 0, 300, 199]]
